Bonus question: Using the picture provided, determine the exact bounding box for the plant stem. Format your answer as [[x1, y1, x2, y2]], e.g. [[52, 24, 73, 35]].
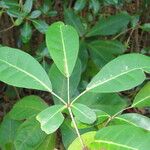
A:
[[68, 107, 85, 148], [67, 77, 70, 104], [126, 28, 135, 46], [13, 87, 20, 100], [67, 73, 85, 147], [0, 25, 15, 33], [51, 91, 67, 105], [104, 106, 131, 127]]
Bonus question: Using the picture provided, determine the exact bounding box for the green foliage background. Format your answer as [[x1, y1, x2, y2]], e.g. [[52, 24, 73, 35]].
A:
[[0, 0, 150, 150]]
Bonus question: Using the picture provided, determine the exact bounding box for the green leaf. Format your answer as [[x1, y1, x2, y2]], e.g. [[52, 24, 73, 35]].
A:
[[4, 1, 20, 18], [88, 40, 126, 67], [36, 134, 56, 150], [61, 119, 96, 149], [90, 0, 100, 14], [7, 9, 23, 18], [72, 103, 96, 124], [93, 125, 150, 150], [2, 0, 19, 8], [47, 10, 57, 17], [32, 20, 48, 33], [14, 17, 24, 26], [71, 119, 92, 129], [87, 54, 150, 93], [36, 105, 65, 134], [130, 15, 139, 28], [1, 0, 19, 8], [46, 22, 79, 77], [9, 95, 48, 120], [104, 0, 119, 5], [21, 22, 32, 43], [0, 1, 9, 8], [74, 0, 86, 12], [0, 47, 52, 92], [64, 9, 86, 37], [49, 60, 81, 103], [76, 92, 127, 115], [0, 115, 21, 150], [132, 82, 150, 108], [23, 0, 33, 14], [86, 12, 130, 37], [29, 10, 41, 19], [60, 119, 77, 149], [14, 117, 46, 150], [68, 131, 96, 150], [95, 110, 110, 125], [83, 59, 99, 80], [141, 23, 150, 32], [79, 42, 89, 72], [112, 113, 150, 131], [0, 10, 2, 17]]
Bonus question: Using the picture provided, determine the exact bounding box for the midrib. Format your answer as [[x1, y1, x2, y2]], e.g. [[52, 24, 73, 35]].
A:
[[94, 140, 138, 150], [87, 68, 143, 90], [60, 25, 69, 77], [132, 95, 150, 107]]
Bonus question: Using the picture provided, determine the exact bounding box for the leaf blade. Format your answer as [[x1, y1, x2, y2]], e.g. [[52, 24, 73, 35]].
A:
[[86, 12, 131, 37], [88, 40, 126, 67], [93, 125, 150, 150], [9, 95, 48, 120], [49, 60, 81, 103], [46, 22, 79, 77], [0, 47, 52, 92], [72, 103, 96, 124], [0, 115, 21, 149], [87, 54, 150, 93], [14, 117, 46, 150], [64, 9, 86, 36], [68, 131, 96, 150], [36, 105, 65, 134], [132, 82, 150, 108], [113, 113, 150, 131]]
